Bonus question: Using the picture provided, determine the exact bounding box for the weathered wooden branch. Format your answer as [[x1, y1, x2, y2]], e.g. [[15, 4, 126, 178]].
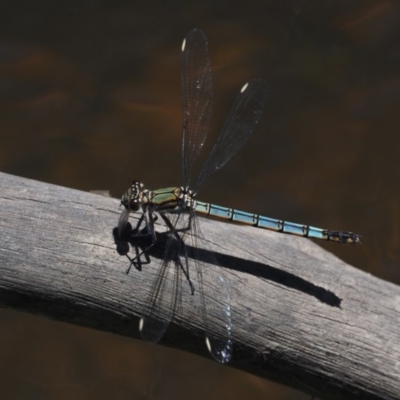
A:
[[0, 171, 399, 400]]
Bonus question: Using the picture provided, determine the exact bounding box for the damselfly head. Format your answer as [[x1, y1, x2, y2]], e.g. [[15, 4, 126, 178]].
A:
[[121, 181, 145, 212]]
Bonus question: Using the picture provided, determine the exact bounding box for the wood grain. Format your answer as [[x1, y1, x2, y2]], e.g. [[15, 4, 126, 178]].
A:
[[0, 171, 399, 400]]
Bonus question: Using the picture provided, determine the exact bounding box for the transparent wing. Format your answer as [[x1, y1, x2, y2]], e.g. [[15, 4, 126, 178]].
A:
[[194, 78, 268, 193], [139, 231, 183, 343], [139, 209, 232, 363], [181, 29, 213, 188], [118, 208, 130, 237], [182, 212, 233, 363], [139, 210, 196, 343]]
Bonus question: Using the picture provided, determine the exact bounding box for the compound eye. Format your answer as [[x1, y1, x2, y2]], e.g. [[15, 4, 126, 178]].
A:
[[129, 199, 140, 212]]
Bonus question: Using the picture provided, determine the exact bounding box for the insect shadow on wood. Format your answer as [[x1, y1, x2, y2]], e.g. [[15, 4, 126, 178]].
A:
[[113, 218, 172, 274]]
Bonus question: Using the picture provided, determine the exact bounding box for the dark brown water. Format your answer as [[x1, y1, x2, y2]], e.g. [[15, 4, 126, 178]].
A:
[[0, 1, 399, 398]]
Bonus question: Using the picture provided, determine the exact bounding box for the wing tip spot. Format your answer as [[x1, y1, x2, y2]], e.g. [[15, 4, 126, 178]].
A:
[[205, 336, 212, 353], [139, 317, 144, 332], [182, 38, 186, 52], [240, 82, 249, 93]]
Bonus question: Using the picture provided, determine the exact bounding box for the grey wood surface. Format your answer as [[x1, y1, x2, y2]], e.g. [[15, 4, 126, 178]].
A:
[[0, 171, 399, 400]]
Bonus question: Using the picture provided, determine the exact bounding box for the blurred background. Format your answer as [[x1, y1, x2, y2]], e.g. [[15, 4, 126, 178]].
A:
[[1, 0, 399, 398]]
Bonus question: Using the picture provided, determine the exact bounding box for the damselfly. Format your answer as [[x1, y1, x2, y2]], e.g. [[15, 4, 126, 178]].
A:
[[119, 29, 360, 363]]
